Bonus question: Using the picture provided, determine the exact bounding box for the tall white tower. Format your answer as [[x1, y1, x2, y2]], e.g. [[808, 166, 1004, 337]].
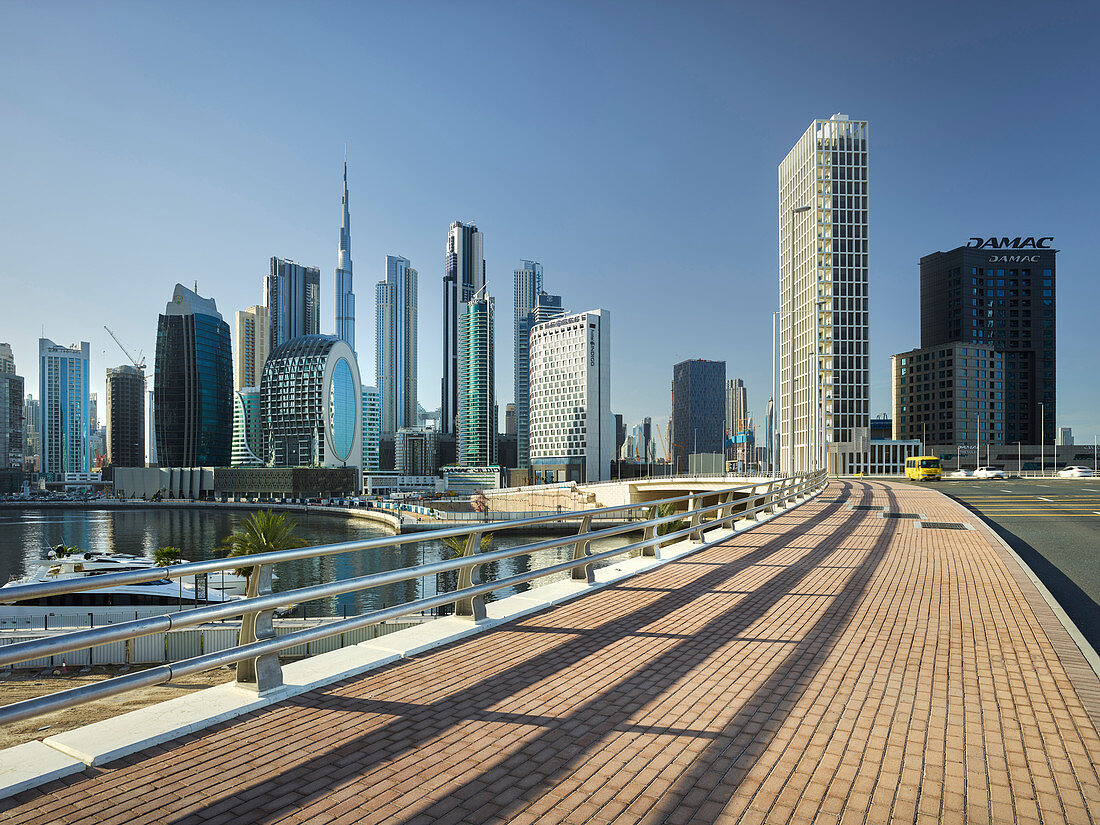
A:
[[779, 114, 869, 474]]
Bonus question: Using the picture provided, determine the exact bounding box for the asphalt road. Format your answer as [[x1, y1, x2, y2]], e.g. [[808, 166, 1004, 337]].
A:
[[927, 478, 1100, 655]]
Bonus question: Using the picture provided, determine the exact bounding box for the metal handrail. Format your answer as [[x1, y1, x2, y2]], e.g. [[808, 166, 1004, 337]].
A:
[[0, 471, 826, 724]]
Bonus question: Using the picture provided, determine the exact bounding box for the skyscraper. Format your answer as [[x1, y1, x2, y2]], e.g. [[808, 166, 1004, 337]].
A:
[[442, 222, 485, 435], [514, 260, 564, 469], [725, 378, 748, 440], [529, 310, 612, 483], [0, 343, 14, 374], [39, 338, 90, 476], [670, 359, 726, 473], [780, 114, 869, 473], [233, 305, 270, 393], [266, 258, 320, 352], [376, 255, 418, 435], [23, 395, 40, 472], [361, 386, 381, 473], [231, 387, 263, 466], [919, 239, 1056, 445], [154, 284, 233, 467], [335, 158, 355, 353], [105, 364, 145, 468], [0, 355, 24, 470], [457, 292, 496, 466]]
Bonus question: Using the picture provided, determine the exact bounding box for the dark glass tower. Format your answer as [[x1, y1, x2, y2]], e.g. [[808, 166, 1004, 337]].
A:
[[670, 359, 726, 473], [920, 242, 1056, 445], [154, 284, 233, 467], [442, 221, 484, 435]]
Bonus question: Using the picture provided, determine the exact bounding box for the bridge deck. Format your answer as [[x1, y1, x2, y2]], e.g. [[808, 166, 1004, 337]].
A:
[[5, 480, 1100, 824]]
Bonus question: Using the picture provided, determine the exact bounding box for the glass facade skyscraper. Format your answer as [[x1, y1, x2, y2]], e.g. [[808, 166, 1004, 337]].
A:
[[335, 159, 355, 353], [154, 285, 233, 467], [442, 221, 484, 435], [231, 387, 263, 466], [670, 359, 726, 473], [376, 255, 418, 436], [260, 334, 361, 469], [361, 386, 380, 473], [514, 260, 563, 470], [265, 258, 320, 353], [105, 364, 145, 469], [457, 294, 496, 467], [39, 338, 90, 476]]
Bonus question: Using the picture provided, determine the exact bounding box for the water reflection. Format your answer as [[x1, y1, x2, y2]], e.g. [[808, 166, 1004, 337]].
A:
[[0, 509, 635, 616]]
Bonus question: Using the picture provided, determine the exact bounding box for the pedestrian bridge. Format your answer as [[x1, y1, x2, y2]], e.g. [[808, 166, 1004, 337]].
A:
[[2, 477, 1100, 824]]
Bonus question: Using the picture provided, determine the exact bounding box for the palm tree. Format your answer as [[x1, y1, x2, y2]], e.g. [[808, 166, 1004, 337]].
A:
[[217, 510, 309, 581], [647, 502, 688, 549], [441, 533, 494, 559], [153, 546, 184, 567]]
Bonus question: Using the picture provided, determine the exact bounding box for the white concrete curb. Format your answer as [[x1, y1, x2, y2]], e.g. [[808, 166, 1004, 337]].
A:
[[0, 483, 824, 798]]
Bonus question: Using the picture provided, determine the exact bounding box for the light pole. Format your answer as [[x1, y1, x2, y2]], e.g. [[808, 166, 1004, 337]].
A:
[[771, 313, 779, 480], [1039, 402, 1045, 476]]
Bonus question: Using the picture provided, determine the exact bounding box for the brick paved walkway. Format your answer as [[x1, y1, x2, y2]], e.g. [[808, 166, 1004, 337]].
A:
[[5, 480, 1100, 824]]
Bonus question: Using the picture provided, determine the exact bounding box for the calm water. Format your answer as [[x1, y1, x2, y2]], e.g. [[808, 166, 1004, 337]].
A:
[[0, 508, 634, 616]]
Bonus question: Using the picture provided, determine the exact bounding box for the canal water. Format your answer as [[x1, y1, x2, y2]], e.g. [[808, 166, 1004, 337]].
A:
[[0, 508, 636, 616]]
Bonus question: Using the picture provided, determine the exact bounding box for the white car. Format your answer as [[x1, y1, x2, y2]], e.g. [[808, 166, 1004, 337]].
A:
[[1058, 466, 1095, 478], [973, 466, 1007, 479], [947, 469, 972, 478]]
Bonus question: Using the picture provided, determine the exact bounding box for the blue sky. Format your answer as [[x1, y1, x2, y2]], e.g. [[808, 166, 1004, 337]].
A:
[[2, 1, 1098, 440]]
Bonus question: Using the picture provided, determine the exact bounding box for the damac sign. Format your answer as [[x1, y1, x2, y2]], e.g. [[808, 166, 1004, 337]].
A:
[[967, 236, 1053, 249]]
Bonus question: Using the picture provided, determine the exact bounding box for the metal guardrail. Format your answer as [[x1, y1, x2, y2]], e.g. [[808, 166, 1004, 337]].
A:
[[0, 472, 826, 724]]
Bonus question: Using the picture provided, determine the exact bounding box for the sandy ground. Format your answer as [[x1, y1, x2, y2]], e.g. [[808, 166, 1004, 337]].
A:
[[0, 665, 236, 749]]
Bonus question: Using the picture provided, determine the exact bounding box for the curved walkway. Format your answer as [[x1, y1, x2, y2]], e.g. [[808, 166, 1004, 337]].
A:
[[5, 480, 1100, 824]]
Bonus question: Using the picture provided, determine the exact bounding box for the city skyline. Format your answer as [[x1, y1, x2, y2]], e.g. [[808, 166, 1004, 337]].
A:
[[2, 3, 1099, 439]]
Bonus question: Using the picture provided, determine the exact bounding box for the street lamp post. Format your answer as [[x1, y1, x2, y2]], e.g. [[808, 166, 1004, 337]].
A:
[[1039, 402, 1045, 476], [771, 312, 779, 480]]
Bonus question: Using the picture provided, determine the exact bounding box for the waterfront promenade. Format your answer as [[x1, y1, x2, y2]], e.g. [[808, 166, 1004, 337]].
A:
[[4, 479, 1100, 824]]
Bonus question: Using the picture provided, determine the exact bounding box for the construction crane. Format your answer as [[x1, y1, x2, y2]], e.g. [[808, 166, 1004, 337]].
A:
[[654, 421, 671, 464], [103, 326, 146, 371]]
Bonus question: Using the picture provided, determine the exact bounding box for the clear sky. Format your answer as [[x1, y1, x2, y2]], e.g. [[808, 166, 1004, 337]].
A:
[[3, 1, 1098, 443]]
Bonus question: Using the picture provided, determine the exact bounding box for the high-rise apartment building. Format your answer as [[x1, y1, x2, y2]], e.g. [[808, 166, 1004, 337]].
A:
[[0, 343, 14, 374], [376, 255, 418, 435], [514, 260, 564, 469], [1, 362, 24, 470], [670, 359, 726, 473], [231, 387, 263, 466], [442, 222, 485, 435], [266, 258, 320, 353], [233, 305, 270, 392], [39, 339, 90, 476], [396, 427, 440, 475], [779, 114, 870, 473], [891, 343, 1004, 450], [335, 159, 355, 353], [725, 378, 748, 439], [23, 395, 39, 472], [154, 285, 232, 467], [457, 293, 496, 467], [361, 386, 381, 473], [260, 335, 361, 469], [919, 239, 1056, 445], [529, 310, 612, 483], [105, 364, 145, 468]]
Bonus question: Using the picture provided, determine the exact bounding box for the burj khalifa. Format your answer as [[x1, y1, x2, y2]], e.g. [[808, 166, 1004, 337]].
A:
[[335, 157, 355, 354]]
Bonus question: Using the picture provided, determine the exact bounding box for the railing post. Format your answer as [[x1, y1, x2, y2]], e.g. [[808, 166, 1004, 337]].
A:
[[571, 515, 595, 583], [642, 506, 659, 556], [236, 562, 283, 692], [688, 494, 704, 542], [455, 532, 487, 621]]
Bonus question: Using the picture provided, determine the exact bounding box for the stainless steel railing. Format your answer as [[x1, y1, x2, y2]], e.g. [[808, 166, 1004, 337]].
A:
[[0, 472, 826, 724]]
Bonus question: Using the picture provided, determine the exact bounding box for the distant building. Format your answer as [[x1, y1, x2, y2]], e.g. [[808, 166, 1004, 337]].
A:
[[1, 364, 24, 470], [671, 359, 725, 473], [260, 335, 361, 470], [457, 292, 497, 467], [39, 338, 90, 476], [504, 403, 516, 436], [869, 416, 893, 441], [361, 386, 381, 473], [891, 343, 1004, 450], [1056, 427, 1073, 446], [154, 285, 232, 467], [920, 240, 1056, 446], [233, 305, 270, 392], [0, 343, 14, 374], [265, 257, 320, 352], [396, 427, 440, 475], [334, 159, 356, 353], [23, 395, 39, 472], [514, 260, 564, 468], [105, 364, 145, 469], [376, 255, 418, 435], [231, 387, 263, 466], [442, 222, 484, 435], [529, 310, 612, 483], [146, 389, 157, 466], [725, 378, 748, 442]]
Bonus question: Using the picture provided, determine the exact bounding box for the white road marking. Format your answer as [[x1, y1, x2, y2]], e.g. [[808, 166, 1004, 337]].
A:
[[1000, 489, 1013, 493], [1037, 497, 1053, 502]]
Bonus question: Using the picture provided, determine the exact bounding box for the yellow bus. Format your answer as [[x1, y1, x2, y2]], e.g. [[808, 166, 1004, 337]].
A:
[[904, 456, 942, 481]]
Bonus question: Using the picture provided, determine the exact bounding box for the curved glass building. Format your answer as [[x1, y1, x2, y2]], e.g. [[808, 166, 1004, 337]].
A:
[[260, 335, 362, 469], [154, 285, 232, 467]]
